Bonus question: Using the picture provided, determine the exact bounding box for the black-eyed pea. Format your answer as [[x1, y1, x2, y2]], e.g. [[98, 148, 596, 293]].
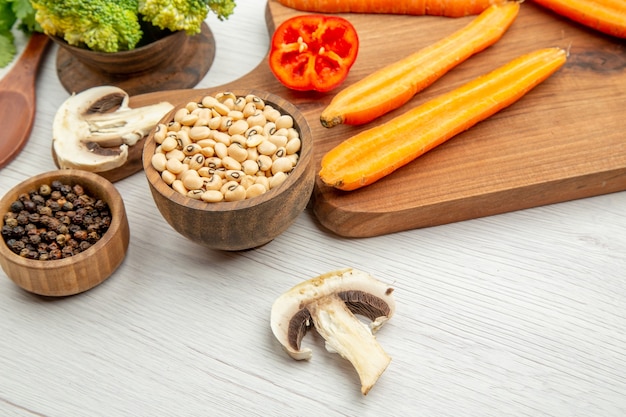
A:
[[247, 147, 259, 161], [189, 125, 212, 141], [228, 143, 248, 163], [167, 121, 181, 132], [246, 183, 267, 199], [287, 153, 299, 166], [233, 96, 246, 111], [230, 134, 246, 147], [198, 167, 212, 177], [286, 137, 302, 154], [255, 175, 270, 190], [228, 119, 249, 136], [257, 155, 273, 172], [240, 175, 256, 189], [274, 127, 289, 137], [205, 157, 222, 169], [154, 124, 167, 143], [287, 127, 300, 140], [189, 154, 206, 170], [187, 189, 204, 200], [161, 135, 178, 152], [200, 146, 215, 158], [242, 101, 258, 118], [263, 122, 277, 136], [275, 114, 294, 130], [177, 129, 191, 148], [269, 172, 288, 189], [272, 147, 287, 160], [201, 190, 224, 203], [185, 101, 200, 112], [183, 143, 202, 156], [182, 171, 205, 190], [225, 169, 244, 182], [161, 170, 176, 185], [247, 111, 266, 127], [257, 140, 277, 156], [216, 91, 236, 103], [246, 94, 265, 109], [182, 155, 192, 166], [271, 157, 293, 175], [213, 102, 230, 116], [264, 107, 282, 123], [204, 174, 222, 190], [196, 138, 216, 148], [222, 156, 242, 171], [212, 131, 231, 145], [172, 179, 188, 196], [269, 134, 288, 148], [224, 183, 246, 202], [166, 148, 185, 162], [245, 133, 264, 148], [228, 110, 244, 120], [201, 95, 219, 108], [166, 157, 186, 174], [181, 113, 199, 126], [208, 116, 222, 130], [214, 167, 227, 179], [151, 152, 167, 172], [214, 142, 228, 159], [219, 116, 233, 132], [242, 159, 259, 175]]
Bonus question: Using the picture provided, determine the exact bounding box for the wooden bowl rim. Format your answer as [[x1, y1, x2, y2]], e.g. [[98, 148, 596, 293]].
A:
[[142, 89, 314, 212], [0, 169, 127, 269]]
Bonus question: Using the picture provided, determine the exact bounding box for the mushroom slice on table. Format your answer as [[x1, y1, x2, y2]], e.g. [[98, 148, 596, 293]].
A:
[[53, 86, 173, 172], [270, 268, 396, 395]]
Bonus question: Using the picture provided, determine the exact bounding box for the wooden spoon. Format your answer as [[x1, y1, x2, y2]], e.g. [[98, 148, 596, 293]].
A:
[[0, 32, 50, 169]]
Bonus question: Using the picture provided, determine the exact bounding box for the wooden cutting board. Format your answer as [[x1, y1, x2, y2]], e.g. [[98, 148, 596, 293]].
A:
[[131, 0, 626, 238]]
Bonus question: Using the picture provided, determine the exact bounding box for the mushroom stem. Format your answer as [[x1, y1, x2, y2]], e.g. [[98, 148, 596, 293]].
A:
[[308, 293, 391, 395]]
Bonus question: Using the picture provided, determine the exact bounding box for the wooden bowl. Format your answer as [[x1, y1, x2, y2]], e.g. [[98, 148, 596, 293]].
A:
[[143, 89, 315, 251], [0, 170, 130, 296]]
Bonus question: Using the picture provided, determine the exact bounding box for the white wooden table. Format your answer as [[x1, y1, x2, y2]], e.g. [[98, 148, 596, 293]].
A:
[[1, 2, 625, 416]]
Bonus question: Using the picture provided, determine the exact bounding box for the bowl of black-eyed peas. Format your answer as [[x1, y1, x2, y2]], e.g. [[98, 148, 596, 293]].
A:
[[0, 169, 130, 296], [142, 89, 315, 251]]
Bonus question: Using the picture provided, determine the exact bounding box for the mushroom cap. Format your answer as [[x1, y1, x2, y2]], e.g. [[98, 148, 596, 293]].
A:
[[270, 268, 396, 360], [52, 85, 173, 172]]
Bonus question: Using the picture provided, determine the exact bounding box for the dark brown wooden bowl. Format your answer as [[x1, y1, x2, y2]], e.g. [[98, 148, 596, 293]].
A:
[[142, 89, 315, 251], [0, 170, 130, 296]]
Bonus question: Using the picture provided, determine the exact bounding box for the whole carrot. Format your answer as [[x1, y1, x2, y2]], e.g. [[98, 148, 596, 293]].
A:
[[532, 0, 626, 38], [319, 47, 567, 191], [277, 0, 508, 17], [320, 2, 520, 128]]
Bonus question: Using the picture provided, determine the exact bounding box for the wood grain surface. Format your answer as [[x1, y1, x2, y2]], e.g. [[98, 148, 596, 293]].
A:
[[131, 0, 626, 238]]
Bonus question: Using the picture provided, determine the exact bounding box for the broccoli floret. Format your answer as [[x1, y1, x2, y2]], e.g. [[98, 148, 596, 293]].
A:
[[138, 0, 235, 35], [31, 0, 142, 53]]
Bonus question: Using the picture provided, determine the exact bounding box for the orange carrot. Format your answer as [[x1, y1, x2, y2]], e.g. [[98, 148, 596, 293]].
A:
[[319, 47, 567, 191], [277, 0, 508, 17], [320, 2, 520, 128], [532, 0, 626, 38]]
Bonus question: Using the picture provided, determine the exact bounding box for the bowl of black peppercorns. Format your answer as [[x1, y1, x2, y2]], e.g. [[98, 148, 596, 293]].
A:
[[0, 170, 129, 296]]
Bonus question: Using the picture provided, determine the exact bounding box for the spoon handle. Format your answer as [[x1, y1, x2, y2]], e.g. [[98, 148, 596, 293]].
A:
[[0, 33, 50, 169]]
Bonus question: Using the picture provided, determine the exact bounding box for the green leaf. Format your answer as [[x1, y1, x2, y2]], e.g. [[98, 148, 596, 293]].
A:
[[0, 31, 17, 68], [0, 0, 18, 32]]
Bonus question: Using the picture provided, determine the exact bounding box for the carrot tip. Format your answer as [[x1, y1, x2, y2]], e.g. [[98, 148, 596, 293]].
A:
[[320, 114, 343, 128]]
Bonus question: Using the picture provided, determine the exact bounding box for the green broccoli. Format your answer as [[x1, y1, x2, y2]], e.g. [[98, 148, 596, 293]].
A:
[[138, 0, 235, 35], [30, 0, 142, 53]]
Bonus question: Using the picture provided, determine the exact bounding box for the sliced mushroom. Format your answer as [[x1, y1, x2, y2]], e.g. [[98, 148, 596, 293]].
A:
[[53, 86, 174, 172], [270, 268, 396, 395]]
